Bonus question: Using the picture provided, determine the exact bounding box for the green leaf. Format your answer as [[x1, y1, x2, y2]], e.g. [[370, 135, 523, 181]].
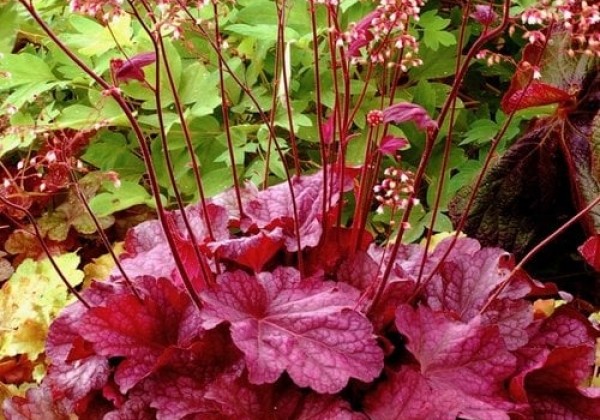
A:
[[225, 24, 300, 43], [409, 46, 458, 80], [89, 181, 154, 217], [412, 79, 437, 114], [461, 119, 500, 145], [0, 5, 21, 55], [52, 98, 128, 130], [0, 253, 84, 359], [0, 112, 36, 158], [82, 132, 145, 181], [64, 14, 133, 56], [417, 10, 456, 51], [0, 54, 56, 89]]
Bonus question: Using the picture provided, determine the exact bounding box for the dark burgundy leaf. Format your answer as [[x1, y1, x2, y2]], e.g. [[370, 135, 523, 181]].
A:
[[448, 121, 577, 259], [200, 267, 384, 393]]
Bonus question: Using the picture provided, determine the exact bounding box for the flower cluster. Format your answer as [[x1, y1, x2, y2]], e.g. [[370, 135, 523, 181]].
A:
[[0, 131, 91, 219], [334, 0, 426, 67], [373, 166, 416, 215], [521, 0, 600, 56], [68, 0, 124, 21]]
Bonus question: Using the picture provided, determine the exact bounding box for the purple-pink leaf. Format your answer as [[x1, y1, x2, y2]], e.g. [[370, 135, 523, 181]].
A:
[[378, 135, 409, 156], [204, 372, 301, 419], [363, 365, 434, 419], [296, 394, 367, 419], [112, 52, 156, 84], [426, 247, 516, 321], [3, 384, 69, 420], [118, 203, 228, 286], [200, 267, 384, 393], [382, 102, 437, 131], [395, 305, 516, 419], [241, 170, 352, 251]]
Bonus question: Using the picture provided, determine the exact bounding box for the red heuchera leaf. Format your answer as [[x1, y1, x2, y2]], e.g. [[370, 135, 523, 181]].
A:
[[500, 82, 572, 114], [200, 267, 384, 393], [395, 305, 516, 419], [131, 326, 242, 419], [425, 247, 511, 321], [208, 227, 284, 273], [204, 372, 302, 419], [500, 42, 573, 113], [578, 235, 600, 271], [306, 227, 373, 276], [2, 384, 69, 420], [363, 365, 434, 419], [295, 394, 367, 419], [119, 203, 228, 283], [481, 299, 534, 351], [515, 305, 599, 372], [111, 52, 156, 84], [382, 103, 437, 131], [79, 277, 203, 393], [240, 171, 352, 251], [510, 346, 600, 419], [45, 283, 122, 410]]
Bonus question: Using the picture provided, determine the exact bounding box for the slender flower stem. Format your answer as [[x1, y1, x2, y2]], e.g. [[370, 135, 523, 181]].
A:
[[369, 0, 512, 313], [69, 170, 141, 301], [18, 0, 203, 310], [416, 0, 472, 285], [212, 1, 244, 217], [130, 1, 214, 288], [309, 0, 329, 232]]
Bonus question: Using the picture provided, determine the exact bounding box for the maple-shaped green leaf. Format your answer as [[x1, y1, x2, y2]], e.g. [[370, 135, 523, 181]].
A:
[[417, 11, 456, 51], [63, 14, 133, 57], [0, 253, 84, 360]]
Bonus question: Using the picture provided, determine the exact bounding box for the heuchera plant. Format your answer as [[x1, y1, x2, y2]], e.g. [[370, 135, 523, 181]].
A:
[[2, 0, 600, 419]]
